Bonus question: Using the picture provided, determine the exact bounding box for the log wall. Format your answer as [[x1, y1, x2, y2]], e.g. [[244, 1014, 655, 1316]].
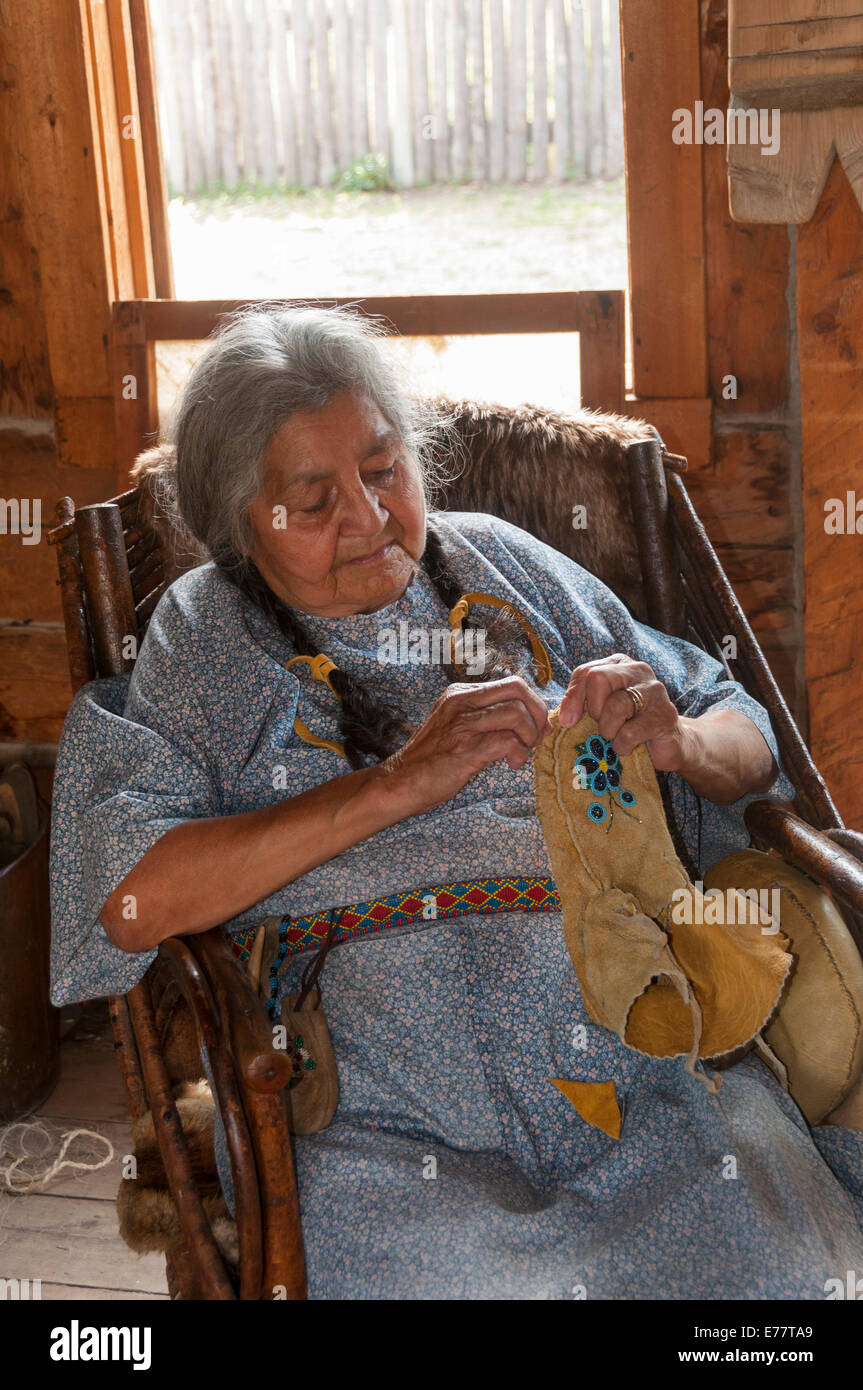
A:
[[0, 8, 113, 750]]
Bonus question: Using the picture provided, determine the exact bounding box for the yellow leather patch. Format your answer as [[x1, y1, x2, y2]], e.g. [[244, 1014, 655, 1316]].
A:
[[549, 1078, 622, 1139]]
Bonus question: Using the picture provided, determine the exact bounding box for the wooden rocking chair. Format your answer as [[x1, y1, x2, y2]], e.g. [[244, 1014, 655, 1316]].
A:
[[47, 398, 863, 1300]]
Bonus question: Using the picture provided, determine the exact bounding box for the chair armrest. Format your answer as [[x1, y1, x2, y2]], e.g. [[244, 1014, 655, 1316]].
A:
[[130, 929, 307, 1300], [825, 828, 863, 864], [744, 800, 863, 955], [126, 970, 243, 1299], [169, 928, 307, 1300], [187, 930, 294, 1094]]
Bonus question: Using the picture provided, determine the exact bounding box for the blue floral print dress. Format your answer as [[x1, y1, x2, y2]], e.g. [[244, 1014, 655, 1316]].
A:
[[49, 512, 863, 1300]]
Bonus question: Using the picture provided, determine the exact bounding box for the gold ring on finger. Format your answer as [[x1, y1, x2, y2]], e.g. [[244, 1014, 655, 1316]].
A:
[[625, 685, 645, 718]]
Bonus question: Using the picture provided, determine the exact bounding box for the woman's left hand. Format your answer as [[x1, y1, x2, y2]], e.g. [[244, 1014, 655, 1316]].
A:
[[557, 652, 779, 804], [558, 652, 694, 772]]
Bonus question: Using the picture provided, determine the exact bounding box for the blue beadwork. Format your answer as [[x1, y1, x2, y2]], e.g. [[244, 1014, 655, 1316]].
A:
[[267, 916, 289, 1021], [574, 735, 641, 834]]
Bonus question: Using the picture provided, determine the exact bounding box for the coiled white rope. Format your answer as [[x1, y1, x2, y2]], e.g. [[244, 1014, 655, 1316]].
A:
[[0, 1118, 114, 1193]]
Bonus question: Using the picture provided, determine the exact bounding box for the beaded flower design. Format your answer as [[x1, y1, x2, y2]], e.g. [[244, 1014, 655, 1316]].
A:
[[286, 1033, 317, 1091], [572, 734, 639, 832]]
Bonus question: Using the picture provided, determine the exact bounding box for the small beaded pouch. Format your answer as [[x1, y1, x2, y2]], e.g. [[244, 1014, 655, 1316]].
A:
[[249, 912, 341, 1134]]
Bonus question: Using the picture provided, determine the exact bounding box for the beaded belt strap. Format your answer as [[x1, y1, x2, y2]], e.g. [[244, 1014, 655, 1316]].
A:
[[230, 874, 560, 1015]]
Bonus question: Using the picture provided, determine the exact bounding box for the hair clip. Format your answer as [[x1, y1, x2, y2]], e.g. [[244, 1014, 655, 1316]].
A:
[[284, 653, 347, 758], [448, 592, 553, 686]]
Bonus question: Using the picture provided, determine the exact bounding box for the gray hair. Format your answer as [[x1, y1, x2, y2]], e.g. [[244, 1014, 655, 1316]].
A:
[[169, 302, 455, 569]]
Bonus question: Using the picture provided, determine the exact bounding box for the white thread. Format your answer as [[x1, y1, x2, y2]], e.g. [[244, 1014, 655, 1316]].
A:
[[0, 1118, 114, 1193]]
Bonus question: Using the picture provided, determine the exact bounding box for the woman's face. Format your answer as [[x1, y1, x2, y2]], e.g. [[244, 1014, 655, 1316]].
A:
[[247, 390, 428, 617]]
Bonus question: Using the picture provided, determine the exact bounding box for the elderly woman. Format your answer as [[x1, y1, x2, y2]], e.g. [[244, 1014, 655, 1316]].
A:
[[51, 306, 863, 1301]]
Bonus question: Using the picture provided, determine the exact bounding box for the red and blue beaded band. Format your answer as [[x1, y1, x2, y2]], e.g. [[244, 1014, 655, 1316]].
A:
[[229, 874, 560, 1020]]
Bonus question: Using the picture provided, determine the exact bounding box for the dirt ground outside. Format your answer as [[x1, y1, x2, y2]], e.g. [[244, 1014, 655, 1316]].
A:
[[164, 179, 631, 416]]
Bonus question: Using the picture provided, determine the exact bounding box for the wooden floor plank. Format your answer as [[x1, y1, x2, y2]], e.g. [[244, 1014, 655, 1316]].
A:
[[0, 1194, 168, 1293], [39, 1282, 169, 1301], [36, 1033, 130, 1126]]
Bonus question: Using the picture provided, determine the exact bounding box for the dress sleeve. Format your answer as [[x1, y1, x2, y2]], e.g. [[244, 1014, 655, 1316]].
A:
[[49, 592, 221, 1006], [476, 514, 797, 875]]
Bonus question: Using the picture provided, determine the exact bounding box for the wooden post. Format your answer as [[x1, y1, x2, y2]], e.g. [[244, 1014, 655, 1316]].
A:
[[129, 0, 176, 294], [391, 0, 414, 185], [252, 0, 278, 187], [569, 0, 587, 179], [13, 1, 157, 471], [198, 0, 221, 191], [234, 0, 258, 186], [371, 0, 390, 166], [332, 0, 354, 174], [112, 303, 159, 485], [467, 0, 487, 181], [105, 0, 157, 294], [605, 0, 623, 177], [313, 0, 336, 185], [431, 0, 449, 178], [532, 0, 549, 181], [578, 289, 625, 414], [551, 0, 570, 180], [507, 0, 527, 180], [85, 0, 150, 298], [588, 0, 604, 177], [209, 0, 237, 189], [620, 0, 707, 400], [292, 0, 316, 187], [173, 1, 203, 189], [798, 160, 863, 825], [410, 0, 433, 183], [271, 1, 297, 186], [489, 0, 506, 181], [148, 0, 184, 194], [451, 0, 469, 180], [351, 0, 369, 162]]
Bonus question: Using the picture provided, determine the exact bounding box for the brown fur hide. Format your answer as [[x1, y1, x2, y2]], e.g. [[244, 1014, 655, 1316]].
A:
[[116, 1079, 239, 1268], [429, 397, 658, 623], [117, 952, 237, 1268]]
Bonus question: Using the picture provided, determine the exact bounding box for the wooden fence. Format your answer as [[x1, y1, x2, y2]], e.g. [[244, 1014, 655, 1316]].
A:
[[149, 0, 624, 194]]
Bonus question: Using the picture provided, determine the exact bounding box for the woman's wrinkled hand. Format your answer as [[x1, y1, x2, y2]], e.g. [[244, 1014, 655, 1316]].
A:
[[383, 675, 554, 816], [558, 653, 695, 773]]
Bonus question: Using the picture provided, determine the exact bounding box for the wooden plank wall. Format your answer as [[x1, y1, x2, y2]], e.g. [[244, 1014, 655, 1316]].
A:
[[148, 0, 626, 193], [621, 0, 808, 743], [622, 0, 863, 824], [694, 0, 805, 734], [797, 158, 863, 825], [0, 1, 162, 750], [0, 5, 115, 748]]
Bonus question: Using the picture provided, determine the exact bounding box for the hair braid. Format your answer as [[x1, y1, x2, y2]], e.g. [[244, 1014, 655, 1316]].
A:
[[421, 522, 534, 685], [229, 562, 413, 770], [228, 520, 535, 771]]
